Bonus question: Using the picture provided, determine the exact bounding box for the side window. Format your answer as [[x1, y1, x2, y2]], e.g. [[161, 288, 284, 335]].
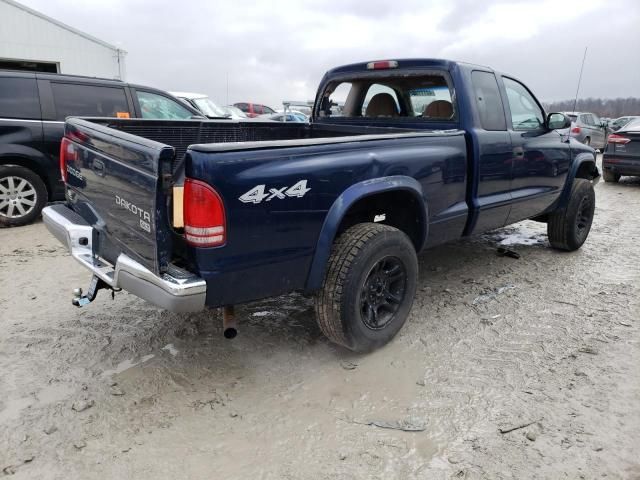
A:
[[503, 77, 544, 131], [471, 71, 506, 130], [235, 103, 248, 112], [136, 91, 194, 119], [51, 83, 130, 120], [362, 84, 399, 116], [0, 77, 40, 120]]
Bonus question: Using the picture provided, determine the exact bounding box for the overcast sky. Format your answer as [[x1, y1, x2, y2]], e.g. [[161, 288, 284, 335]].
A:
[[19, 0, 640, 108]]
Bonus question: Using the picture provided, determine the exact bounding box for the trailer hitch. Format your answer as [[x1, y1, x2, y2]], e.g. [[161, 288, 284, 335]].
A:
[[72, 275, 118, 307]]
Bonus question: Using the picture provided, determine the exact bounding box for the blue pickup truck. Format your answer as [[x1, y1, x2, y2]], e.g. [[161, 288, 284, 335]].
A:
[[43, 59, 599, 352]]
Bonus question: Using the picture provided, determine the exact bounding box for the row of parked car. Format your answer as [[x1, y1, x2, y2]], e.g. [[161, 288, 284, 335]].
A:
[[563, 112, 639, 150], [171, 93, 310, 123]]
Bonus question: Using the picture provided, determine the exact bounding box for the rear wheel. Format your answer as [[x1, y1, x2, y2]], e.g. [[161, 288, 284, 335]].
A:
[[0, 166, 48, 227], [584, 137, 591, 146], [602, 169, 620, 183], [315, 223, 418, 352], [547, 179, 595, 251]]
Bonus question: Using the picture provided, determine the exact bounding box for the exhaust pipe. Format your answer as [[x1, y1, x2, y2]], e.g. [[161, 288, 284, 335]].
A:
[[223, 305, 237, 339]]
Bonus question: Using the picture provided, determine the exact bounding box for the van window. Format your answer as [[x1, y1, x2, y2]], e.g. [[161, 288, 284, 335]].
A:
[[0, 77, 40, 120], [51, 83, 130, 120], [471, 71, 506, 131], [136, 91, 194, 119]]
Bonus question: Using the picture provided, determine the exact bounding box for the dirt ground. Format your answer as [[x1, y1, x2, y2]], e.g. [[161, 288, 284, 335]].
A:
[[1, 159, 639, 479]]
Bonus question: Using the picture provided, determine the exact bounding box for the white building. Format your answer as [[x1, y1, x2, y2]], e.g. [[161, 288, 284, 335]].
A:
[[0, 0, 126, 79]]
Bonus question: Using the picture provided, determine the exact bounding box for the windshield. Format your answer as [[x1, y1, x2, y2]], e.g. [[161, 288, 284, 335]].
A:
[[192, 97, 228, 117], [567, 114, 578, 123]]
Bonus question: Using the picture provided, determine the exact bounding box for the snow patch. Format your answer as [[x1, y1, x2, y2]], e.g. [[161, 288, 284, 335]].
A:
[[162, 344, 179, 356]]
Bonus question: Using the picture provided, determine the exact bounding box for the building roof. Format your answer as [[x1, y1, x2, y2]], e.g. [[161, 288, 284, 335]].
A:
[[1, 0, 126, 53]]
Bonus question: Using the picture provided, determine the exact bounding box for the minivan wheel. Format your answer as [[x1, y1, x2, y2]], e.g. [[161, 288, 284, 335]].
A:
[[0, 166, 48, 227], [315, 223, 418, 352]]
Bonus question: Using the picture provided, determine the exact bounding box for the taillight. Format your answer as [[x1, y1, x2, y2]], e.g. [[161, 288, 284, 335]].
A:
[[571, 127, 581, 134], [59, 137, 78, 183], [183, 178, 226, 247], [607, 133, 631, 144], [366, 60, 398, 70]]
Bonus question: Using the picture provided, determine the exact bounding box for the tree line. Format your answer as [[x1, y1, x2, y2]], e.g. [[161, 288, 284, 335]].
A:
[[542, 97, 640, 118]]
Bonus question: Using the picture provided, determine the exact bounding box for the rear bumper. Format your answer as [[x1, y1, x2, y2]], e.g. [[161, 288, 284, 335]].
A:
[[42, 204, 206, 313], [603, 155, 640, 176]]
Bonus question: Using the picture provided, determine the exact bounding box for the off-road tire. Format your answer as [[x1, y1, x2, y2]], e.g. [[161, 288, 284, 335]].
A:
[[0, 165, 48, 227], [602, 169, 620, 183], [547, 179, 595, 251], [315, 223, 418, 352]]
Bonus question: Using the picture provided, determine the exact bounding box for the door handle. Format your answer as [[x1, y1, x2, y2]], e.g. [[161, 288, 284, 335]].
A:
[[92, 159, 106, 177]]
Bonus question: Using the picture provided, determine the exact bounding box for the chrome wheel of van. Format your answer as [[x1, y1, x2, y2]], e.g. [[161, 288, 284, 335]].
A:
[[0, 166, 48, 227], [0, 176, 38, 219]]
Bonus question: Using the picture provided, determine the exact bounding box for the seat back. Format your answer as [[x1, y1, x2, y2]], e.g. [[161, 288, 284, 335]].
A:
[[423, 100, 453, 119], [365, 93, 398, 117]]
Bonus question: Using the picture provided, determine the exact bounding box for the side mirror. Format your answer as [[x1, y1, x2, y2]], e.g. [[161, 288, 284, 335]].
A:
[[547, 112, 571, 130]]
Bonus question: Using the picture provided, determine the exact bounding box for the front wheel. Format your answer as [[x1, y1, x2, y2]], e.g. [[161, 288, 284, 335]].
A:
[[0, 166, 48, 227], [315, 223, 418, 352], [547, 178, 595, 251]]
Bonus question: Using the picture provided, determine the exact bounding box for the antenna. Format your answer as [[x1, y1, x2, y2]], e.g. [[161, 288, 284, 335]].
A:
[[572, 47, 588, 112]]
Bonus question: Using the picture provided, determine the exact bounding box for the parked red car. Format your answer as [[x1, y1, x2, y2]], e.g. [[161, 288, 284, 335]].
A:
[[233, 102, 276, 118]]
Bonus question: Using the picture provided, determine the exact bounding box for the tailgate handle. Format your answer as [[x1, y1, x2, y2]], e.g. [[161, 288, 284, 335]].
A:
[[92, 159, 106, 177]]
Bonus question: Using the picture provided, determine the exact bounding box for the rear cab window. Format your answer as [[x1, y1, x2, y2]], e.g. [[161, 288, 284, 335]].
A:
[[318, 70, 455, 122], [51, 82, 131, 120], [0, 76, 41, 120]]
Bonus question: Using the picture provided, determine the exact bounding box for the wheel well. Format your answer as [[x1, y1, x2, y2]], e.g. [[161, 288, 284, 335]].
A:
[[336, 190, 424, 250], [575, 160, 598, 180], [0, 157, 51, 198]]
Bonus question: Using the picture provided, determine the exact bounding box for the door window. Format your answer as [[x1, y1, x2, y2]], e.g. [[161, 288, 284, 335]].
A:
[[51, 83, 130, 120], [471, 71, 506, 131], [503, 77, 544, 131], [0, 77, 40, 120], [136, 91, 194, 119]]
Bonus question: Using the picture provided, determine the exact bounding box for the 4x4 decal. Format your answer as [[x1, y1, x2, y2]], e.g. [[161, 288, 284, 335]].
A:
[[239, 180, 311, 204]]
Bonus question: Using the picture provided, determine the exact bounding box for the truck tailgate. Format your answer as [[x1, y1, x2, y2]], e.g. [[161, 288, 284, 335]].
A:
[[62, 118, 175, 274]]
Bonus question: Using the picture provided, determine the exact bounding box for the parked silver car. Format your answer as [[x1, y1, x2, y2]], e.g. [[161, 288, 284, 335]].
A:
[[609, 115, 640, 132], [564, 111, 608, 149]]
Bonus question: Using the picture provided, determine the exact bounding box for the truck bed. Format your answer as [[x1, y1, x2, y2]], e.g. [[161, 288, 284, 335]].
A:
[[90, 118, 434, 172]]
